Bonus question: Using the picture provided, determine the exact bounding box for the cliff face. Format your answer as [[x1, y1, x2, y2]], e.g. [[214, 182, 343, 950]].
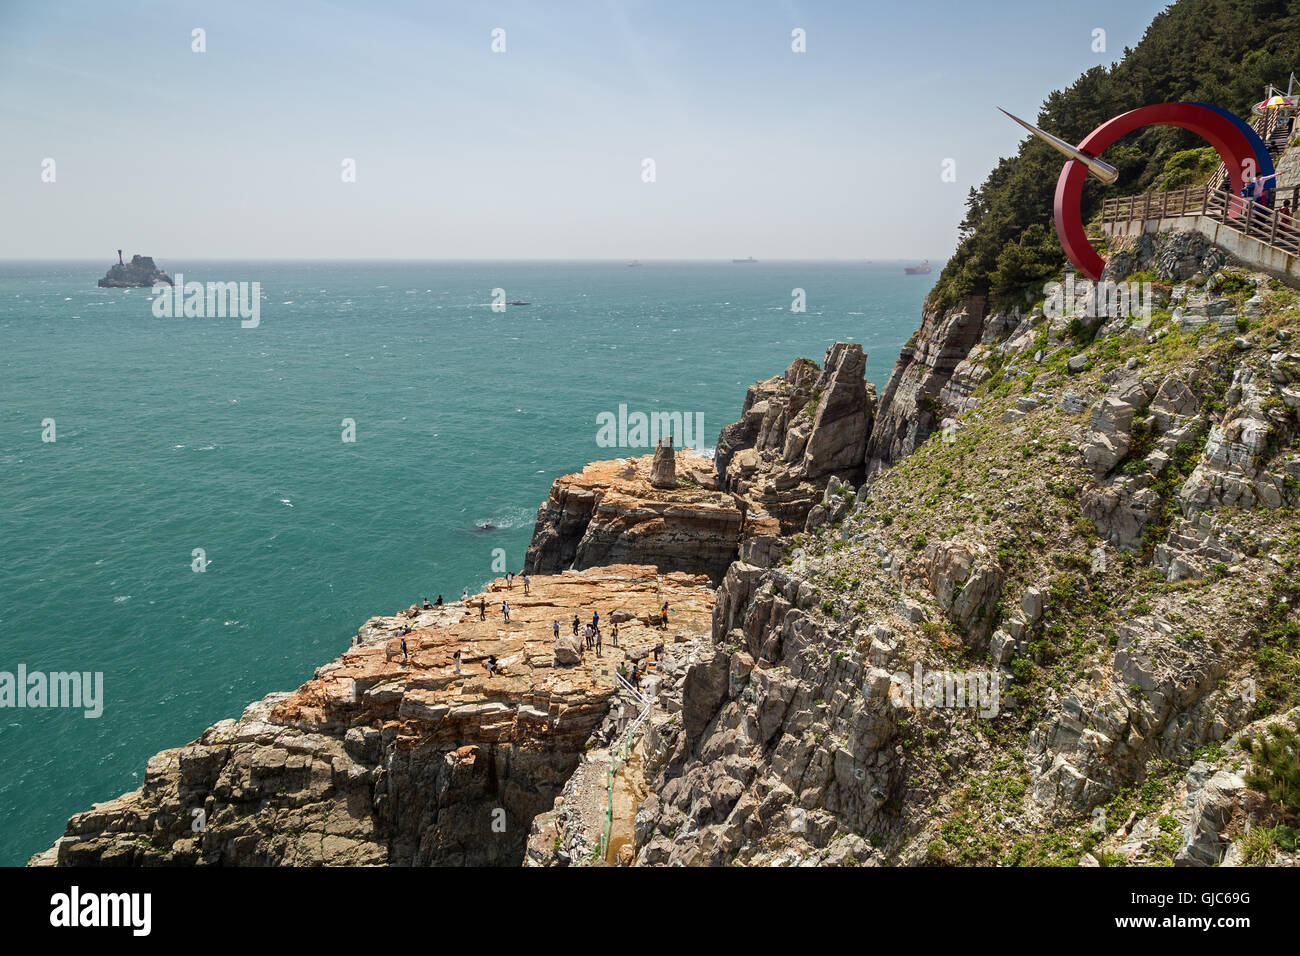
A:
[[624, 237, 1300, 867], [523, 451, 743, 582], [32, 566, 715, 867], [716, 342, 877, 537], [527, 342, 878, 581], [98, 255, 172, 288], [865, 298, 994, 473]]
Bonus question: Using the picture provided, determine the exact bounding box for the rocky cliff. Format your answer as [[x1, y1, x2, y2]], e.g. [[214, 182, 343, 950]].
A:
[[38, 232, 1300, 868], [605, 233, 1300, 867], [31, 566, 715, 866], [524, 450, 742, 582], [98, 254, 172, 288], [527, 342, 879, 583]]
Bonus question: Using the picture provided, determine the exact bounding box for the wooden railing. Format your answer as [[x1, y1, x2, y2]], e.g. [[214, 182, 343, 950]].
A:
[[1100, 184, 1300, 258], [1208, 107, 1294, 192]]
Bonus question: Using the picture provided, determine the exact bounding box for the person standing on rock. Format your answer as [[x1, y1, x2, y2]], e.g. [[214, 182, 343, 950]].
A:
[[462, 589, 469, 604], [595, 626, 603, 657], [611, 622, 619, 647], [506, 571, 514, 588], [572, 614, 581, 636], [653, 640, 664, 662], [553, 620, 560, 639], [502, 600, 510, 623], [631, 662, 641, 691], [480, 597, 486, 621], [660, 603, 669, 629], [453, 650, 462, 675], [400, 637, 408, 663], [523, 574, 530, 595], [484, 655, 497, 677]]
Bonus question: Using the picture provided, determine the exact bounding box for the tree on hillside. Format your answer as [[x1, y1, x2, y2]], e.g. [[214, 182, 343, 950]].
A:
[[930, 0, 1300, 312]]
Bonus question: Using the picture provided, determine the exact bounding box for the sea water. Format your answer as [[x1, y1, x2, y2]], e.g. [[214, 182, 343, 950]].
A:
[[0, 259, 935, 864]]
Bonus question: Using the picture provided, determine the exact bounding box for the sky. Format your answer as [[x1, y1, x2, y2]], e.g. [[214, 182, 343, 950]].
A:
[[0, 0, 1172, 260]]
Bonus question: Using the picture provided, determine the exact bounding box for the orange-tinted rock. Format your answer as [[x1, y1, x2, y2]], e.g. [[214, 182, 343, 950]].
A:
[[33, 566, 714, 867], [524, 451, 743, 581]]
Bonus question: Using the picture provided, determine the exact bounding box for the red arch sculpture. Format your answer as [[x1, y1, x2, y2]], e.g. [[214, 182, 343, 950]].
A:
[[1054, 102, 1273, 280]]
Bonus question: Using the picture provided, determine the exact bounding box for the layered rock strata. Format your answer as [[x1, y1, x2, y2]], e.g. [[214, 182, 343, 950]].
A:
[[524, 450, 742, 582], [528, 342, 879, 580], [32, 566, 715, 867]]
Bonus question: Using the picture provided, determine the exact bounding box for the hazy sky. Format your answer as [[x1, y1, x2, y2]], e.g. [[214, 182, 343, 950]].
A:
[[0, 0, 1170, 260]]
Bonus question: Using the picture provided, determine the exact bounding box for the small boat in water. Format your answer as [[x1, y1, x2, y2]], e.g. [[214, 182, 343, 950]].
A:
[[507, 300, 530, 306], [732, 256, 757, 264], [627, 260, 642, 267], [904, 260, 931, 275]]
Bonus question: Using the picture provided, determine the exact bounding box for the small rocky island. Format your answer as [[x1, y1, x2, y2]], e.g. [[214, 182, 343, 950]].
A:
[[98, 251, 172, 288]]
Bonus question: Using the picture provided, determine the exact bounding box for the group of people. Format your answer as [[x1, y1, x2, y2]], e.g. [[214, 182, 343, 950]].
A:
[[397, 575, 675, 681], [556, 610, 617, 657], [1234, 173, 1296, 237]]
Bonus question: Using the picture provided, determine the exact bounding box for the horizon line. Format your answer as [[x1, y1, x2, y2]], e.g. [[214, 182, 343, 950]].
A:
[[0, 256, 949, 263]]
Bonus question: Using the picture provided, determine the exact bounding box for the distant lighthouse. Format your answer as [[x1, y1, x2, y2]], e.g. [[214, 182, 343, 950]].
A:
[[117, 249, 123, 265]]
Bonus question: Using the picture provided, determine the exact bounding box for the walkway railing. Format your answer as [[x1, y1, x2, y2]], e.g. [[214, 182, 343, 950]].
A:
[[1208, 107, 1294, 192], [1100, 184, 1300, 258]]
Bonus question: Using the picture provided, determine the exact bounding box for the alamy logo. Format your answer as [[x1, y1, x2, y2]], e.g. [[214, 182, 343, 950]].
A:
[[152, 273, 261, 328], [1044, 276, 1153, 321], [49, 886, 150, 936], [595, 404, 706, 453], [889, 663, 1000, 718], [1, 665, 103, 718]]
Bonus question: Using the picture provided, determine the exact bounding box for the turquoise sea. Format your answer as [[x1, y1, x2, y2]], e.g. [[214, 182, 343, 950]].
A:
[[0, 259, 934, 865]]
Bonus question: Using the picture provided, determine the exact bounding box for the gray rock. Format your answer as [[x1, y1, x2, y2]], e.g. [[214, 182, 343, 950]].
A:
[[1059, 391, 1090, 415]]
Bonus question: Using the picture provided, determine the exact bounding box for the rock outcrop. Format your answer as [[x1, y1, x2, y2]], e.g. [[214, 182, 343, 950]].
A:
[[98, 254, 172, 288], [527, 342, 878, 580], [714, 342, 877, 537], [649, 436, 677, 489], [31, 566, 715, 867], [866, 298, 989, 473], [524, 451, 742, 582]]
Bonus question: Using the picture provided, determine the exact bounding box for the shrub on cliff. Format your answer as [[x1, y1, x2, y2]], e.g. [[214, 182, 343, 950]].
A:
[[1243, 723, 1300, 812]]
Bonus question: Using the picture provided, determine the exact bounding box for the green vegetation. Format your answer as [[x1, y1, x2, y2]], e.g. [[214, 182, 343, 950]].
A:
[[1151, 146, 1222, 190], [931, 0, 1300, 311], [1243, 723, 1300, 811]]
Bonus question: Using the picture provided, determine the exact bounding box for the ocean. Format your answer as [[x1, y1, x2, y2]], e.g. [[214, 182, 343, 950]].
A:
[[0, 259, 934, 865]]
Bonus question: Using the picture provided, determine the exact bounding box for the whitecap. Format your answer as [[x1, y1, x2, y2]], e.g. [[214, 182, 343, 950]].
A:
[[114, 595, 130, 603], [280, 499, 293, 507]]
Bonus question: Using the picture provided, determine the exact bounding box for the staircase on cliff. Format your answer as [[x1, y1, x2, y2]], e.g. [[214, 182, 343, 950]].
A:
[[1205, 105, 1294, 193]]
